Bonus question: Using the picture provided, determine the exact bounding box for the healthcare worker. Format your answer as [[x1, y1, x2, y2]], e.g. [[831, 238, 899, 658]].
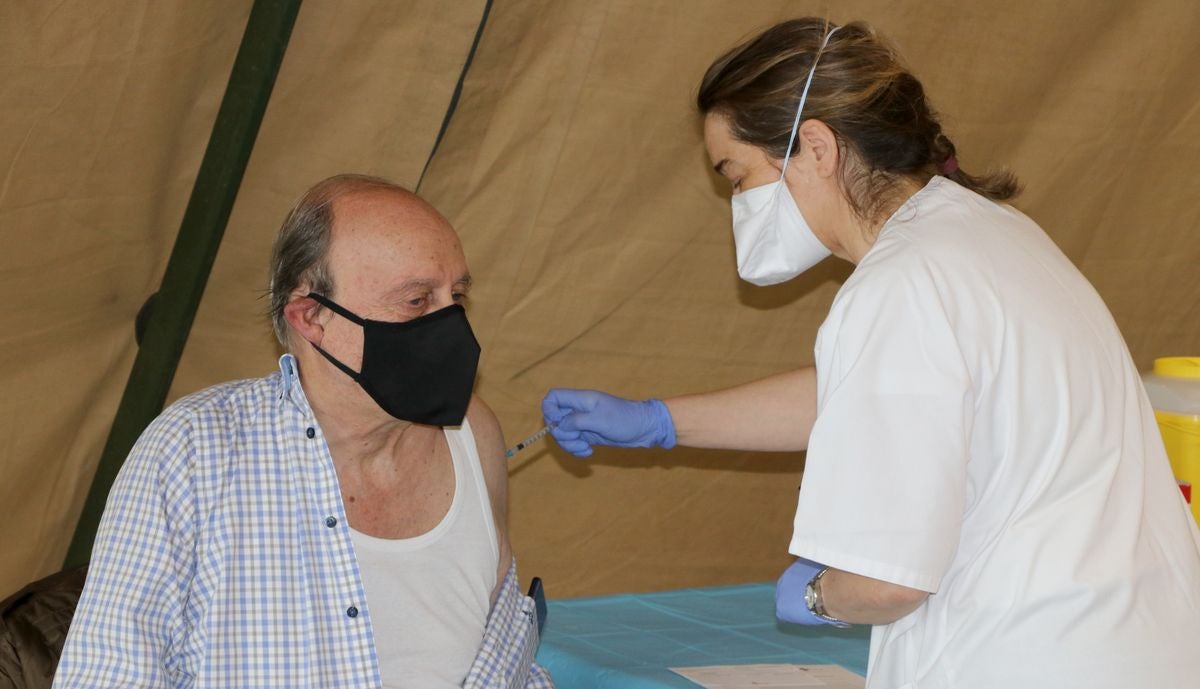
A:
[[541, 18, 1200, 689]]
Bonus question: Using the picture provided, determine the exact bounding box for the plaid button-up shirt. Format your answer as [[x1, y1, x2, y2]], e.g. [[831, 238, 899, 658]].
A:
[[54, 355, 552, 689]]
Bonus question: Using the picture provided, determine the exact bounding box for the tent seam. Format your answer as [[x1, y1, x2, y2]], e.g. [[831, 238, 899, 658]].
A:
[[416, 0, 495, 192]]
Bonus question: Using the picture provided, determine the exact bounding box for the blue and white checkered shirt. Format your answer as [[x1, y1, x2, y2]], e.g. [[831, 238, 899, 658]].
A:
[[54, 355, 552, 689]]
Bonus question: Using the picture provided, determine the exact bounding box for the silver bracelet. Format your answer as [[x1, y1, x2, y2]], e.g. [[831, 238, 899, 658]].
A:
[[807, 567, 851, 628]]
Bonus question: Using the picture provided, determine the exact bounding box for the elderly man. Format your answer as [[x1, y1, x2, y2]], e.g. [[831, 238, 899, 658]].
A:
[[54, 175, 552, 688]]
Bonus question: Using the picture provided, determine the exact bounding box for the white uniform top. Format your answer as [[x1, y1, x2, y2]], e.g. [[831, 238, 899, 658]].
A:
[[791, 177, 1200, 689], [351, 419, 500, 689]]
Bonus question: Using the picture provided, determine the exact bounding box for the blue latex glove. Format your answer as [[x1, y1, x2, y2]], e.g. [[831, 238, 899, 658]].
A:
[[541, 388, 677, 458], [775, 558, 837, 626]]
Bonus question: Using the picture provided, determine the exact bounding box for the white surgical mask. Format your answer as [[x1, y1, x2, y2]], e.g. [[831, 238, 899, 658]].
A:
[[731, 26, 840, 286]]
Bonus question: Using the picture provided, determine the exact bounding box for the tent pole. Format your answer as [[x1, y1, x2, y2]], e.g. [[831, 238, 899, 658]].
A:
[[64, 0, 303, 569]]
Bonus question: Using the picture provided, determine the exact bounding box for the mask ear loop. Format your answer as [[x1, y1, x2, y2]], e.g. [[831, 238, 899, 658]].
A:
[[779, 25, 842, 182], [306, 292, 367, 326], [304, 292, 366, 381]]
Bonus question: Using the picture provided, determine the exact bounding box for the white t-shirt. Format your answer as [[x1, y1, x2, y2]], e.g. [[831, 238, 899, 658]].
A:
[[791, 177, 1200, 689]]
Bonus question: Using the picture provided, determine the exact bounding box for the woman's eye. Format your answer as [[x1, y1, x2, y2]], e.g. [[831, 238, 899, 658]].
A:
[[407, 296, 427, 307], [452, 292, 467, 303]]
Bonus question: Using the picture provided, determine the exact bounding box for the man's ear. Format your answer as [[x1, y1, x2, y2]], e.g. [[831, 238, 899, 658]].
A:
[[283, 293, 325, 348], [798, 119, 841, 178]]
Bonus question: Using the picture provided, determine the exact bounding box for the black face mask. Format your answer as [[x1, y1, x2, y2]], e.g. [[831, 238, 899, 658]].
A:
[[305, 292, 480, 426]]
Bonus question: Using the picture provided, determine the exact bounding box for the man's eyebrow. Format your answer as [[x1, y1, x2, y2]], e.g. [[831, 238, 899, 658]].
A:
[[713, 158, 731, 176], [384, 275, 472, 297], [382, 278, 437, 298], [395, 278, 436, 289]]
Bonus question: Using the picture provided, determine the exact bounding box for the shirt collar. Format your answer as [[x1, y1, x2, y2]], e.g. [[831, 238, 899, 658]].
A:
[[276, 353, 315, 416]]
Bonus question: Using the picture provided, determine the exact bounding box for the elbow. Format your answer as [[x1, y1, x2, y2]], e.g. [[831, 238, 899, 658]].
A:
[[860, 583, 929, 625], [883, 585, 929, 619], [826, 571, 930, 625]]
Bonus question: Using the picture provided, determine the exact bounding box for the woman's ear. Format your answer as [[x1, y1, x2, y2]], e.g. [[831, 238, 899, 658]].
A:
[[798, 119, 840, 178], [283, 292, 325, 348]]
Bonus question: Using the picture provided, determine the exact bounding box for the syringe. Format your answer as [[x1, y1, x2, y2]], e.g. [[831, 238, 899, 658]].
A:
[[506, 424, 553, 459]]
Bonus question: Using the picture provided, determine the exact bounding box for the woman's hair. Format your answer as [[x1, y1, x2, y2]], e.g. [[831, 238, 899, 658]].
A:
[[697, 18, 1019, 223]]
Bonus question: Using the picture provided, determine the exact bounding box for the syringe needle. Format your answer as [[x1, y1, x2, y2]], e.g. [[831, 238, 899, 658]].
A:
[[506, 425, 552, 459]]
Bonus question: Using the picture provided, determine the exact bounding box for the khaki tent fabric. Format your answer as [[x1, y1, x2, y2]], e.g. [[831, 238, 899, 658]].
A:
[[1, 0, 254, 599], [3, 0, 1199, 600]]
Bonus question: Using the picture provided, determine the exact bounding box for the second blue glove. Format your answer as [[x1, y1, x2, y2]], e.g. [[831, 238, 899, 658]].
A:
[[775, 558, 839, 626], [541, 388, 677, 458]]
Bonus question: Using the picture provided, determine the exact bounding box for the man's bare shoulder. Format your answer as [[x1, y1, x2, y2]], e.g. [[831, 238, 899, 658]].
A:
[[464, 395, 512, 573], [464, 396, 508, 516], [465, 395, 506, 461]]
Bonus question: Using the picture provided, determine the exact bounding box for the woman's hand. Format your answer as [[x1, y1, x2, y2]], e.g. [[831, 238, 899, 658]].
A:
[[541, 389, 676, 458]]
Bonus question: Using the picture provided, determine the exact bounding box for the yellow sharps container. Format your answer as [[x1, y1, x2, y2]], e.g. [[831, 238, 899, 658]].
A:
[[1142, 357, 1200, 527]]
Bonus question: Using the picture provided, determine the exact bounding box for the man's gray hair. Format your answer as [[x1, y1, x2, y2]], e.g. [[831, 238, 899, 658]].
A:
[[268, 173, 404, 346]]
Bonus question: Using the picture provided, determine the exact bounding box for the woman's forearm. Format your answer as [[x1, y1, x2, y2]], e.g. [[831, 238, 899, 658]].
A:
[[821, 568, 929, 625], [665, 367, 817, 452]]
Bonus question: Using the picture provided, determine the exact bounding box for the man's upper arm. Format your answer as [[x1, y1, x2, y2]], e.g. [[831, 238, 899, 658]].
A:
[[465, 396, 513, 580], [53, 416, 197, 688]]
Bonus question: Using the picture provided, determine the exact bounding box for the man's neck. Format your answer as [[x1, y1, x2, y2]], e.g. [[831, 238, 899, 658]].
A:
[[299, 361, 455, 540], [295, 354, 435, 470]]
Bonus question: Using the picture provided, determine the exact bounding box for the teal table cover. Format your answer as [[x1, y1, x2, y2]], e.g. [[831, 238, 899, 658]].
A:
[[536, 583, 871, 688]]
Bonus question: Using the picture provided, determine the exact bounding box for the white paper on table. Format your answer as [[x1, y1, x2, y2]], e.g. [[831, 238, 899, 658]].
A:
[[669, 663, 865, 689]]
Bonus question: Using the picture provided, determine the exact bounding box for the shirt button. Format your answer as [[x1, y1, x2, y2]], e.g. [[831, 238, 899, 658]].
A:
[[325, 516, 337, 528], [346, 606, 359, 618], [305, 427, 316, 439]]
